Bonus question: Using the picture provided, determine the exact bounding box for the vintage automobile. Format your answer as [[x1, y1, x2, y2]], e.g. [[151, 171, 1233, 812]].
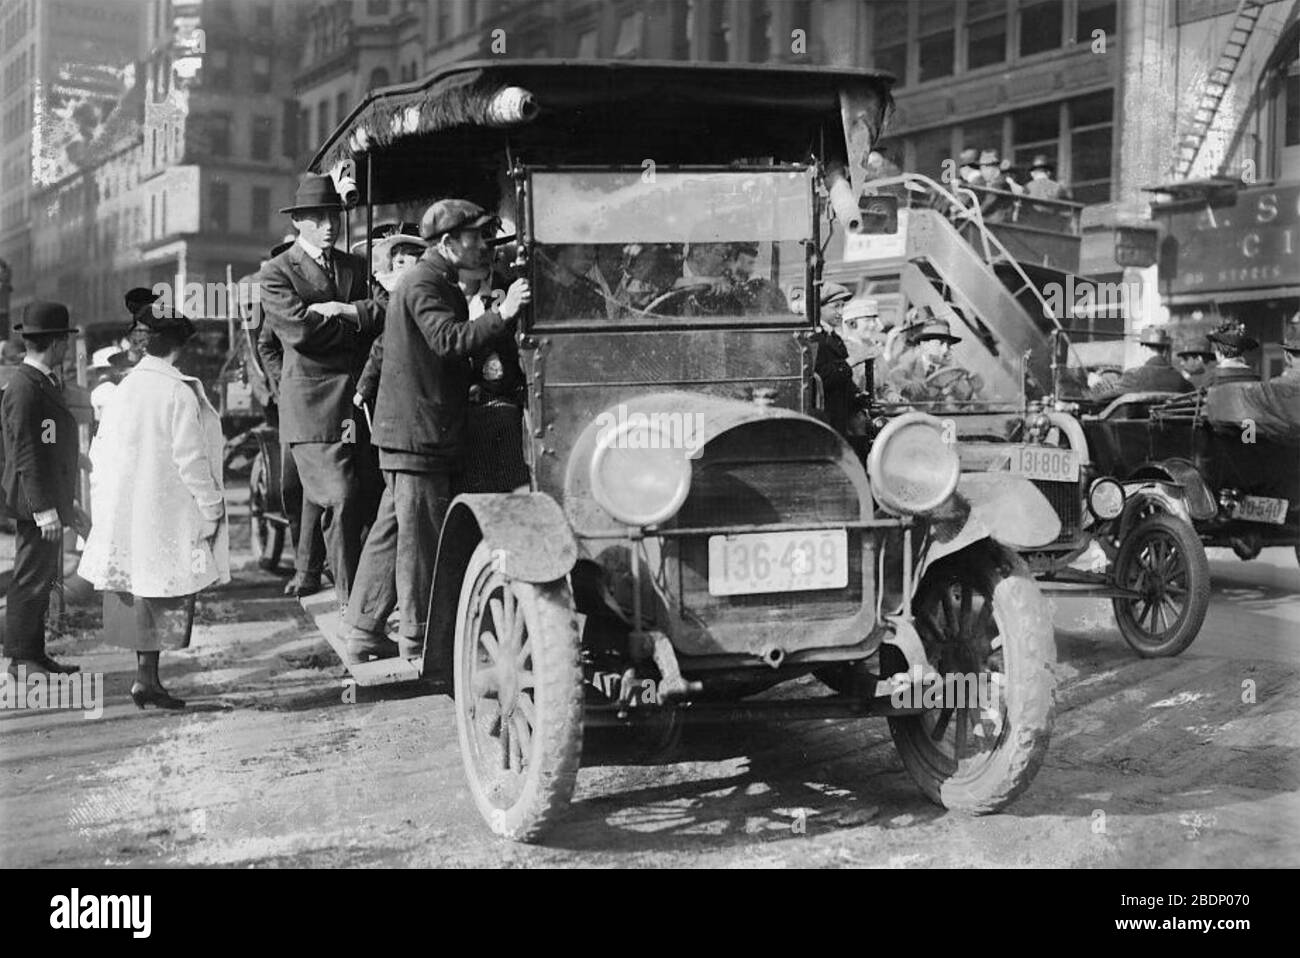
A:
[[830, 172, 1213, 658], [304, 59, 1063, 842]]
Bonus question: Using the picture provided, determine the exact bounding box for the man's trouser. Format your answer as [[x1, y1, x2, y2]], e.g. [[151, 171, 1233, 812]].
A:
[[281, 441, 325, 577], [289, 440, 369, 609], [342, 468, 453, 645], [4, 519, 60, 659]]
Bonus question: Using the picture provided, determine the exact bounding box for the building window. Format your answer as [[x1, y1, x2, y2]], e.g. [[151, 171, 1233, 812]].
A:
[[336, 92, 348, 126], [317, 100, 329, 142], [909, 125, 954, 182], [252, 54, 272, 94], [747, 1, 770, 62], [368, 67, 390, 89], [1068, 90, 1113, 203], [209, 113, 232, 156], [150, 193, 156, 238], [1285, 72, 1299, 147], [209, 180, 230, 232], [873, 2, 904, 83], [436, 3, 450, 40], [252, 186, 271, 233], [575, 28, 597, 58], [255, 2, 273, 28], [298, 107, 310, 154], [669, 0, 692, 59], [917, 1, 955, 82], [251, 115, 273, 160], [706, 0, 730, 61], [1075, 0, 1117, 44], [1012, 101, 1059, 171], [615, 11, 644, 58], [967, 0, 1007, 70], [161, 190, 167, 235], [962, 116, 1005, 162], [1019, 0, 1063, 57], [206, 47, 231, 89]]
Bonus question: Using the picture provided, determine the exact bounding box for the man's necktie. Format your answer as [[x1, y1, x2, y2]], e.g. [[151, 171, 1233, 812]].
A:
[[318, 251, 335, 287]]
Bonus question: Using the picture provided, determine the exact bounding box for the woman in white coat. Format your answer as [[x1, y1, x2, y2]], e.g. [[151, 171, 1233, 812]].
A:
[[78, 307, 230, 709]]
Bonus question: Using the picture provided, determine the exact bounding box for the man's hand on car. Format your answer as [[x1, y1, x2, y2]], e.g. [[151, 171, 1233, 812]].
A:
[[499, 279, 531, 321]]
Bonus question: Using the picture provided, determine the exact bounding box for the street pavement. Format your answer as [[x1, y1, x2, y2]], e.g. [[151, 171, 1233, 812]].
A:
[[2, 516, 1297, 867]]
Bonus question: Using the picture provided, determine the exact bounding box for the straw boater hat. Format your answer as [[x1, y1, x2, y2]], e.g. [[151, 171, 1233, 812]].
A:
[[279, 173, 346, 215]]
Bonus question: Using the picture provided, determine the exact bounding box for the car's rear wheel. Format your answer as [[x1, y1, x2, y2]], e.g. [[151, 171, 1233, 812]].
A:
[[248, 450, 284, 572], [1112, 514, 1209, 657], [453, 542, 584, 842], [889, 546, 1056, 813]]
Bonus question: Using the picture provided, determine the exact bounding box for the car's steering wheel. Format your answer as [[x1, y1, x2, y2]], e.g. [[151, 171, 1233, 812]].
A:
[[643, 284, 710, 316], [924, 366, 975, 391]]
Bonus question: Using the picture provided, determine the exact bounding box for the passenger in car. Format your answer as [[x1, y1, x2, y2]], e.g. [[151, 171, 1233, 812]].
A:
[[1175, 336, 1217, 391], [1206, 320, 1260, 385], [536, 243, 607, 320], [1273, 313, 1300, 383], [1091, 325, 1193, 398]]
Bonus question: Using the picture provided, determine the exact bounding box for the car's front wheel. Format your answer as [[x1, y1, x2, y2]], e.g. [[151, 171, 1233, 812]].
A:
[[889, 545, 1056, 813], [453, 542, 584, 843], [248, 450, 284, 572], [1112, 514, 1209, 657]]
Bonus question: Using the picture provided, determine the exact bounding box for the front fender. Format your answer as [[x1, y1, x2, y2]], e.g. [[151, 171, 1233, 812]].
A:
[[1117, 482, 1193, 539], [423, 492, 577, 678], [1128, 458, 1217, 521]]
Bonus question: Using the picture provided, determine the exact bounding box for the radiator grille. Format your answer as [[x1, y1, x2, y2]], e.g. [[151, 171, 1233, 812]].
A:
[[1031, 480, 1082, 543]]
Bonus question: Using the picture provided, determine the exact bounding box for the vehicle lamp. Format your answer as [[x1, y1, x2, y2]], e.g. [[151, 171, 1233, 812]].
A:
[[1087, 477, 1125, 520], [866, 412, 960, 515], [589, 418, 693, 527]]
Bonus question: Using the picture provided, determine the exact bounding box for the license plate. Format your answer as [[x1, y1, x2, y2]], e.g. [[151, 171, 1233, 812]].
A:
[[708, 530, 848, 596], [1015, 446, 1079, 483], [1232, 496, 1289, 525]]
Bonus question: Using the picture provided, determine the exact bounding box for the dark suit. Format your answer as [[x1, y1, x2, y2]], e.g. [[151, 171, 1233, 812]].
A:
[[259, 241, 381, 605], [1, 364, 78, 659], [1094, 354, 1193, 399], [345, 250, 514, 645]]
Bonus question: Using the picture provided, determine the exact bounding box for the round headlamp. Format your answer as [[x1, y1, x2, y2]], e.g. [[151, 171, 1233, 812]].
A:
[[866, 412, 960, 515], [590, 418, 693, 527], [1088, 477, 1125, 520]]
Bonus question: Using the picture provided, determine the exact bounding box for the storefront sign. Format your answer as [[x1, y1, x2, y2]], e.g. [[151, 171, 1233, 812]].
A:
[[1154, 183, 1300, 294]]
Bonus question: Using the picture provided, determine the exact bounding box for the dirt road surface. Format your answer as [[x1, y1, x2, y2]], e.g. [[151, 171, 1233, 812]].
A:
[[2, 543, 1297, 868]]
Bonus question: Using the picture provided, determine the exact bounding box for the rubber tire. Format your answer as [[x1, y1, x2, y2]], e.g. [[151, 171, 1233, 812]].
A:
[[889, 547, 1056, 814], [453, 542, 584, 843], [248, 451, 284, 572], [1112, 513, 1210, 658]]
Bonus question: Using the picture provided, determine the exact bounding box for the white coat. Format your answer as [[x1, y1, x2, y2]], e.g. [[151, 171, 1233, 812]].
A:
[[78, 355, 230, 597]]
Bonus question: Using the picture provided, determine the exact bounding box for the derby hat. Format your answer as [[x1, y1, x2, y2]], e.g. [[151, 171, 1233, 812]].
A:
[[958, 147, 979, 168], [279, 173, 346, 215], [419, 199, 498, 241], [1206, 319, 1259, 352], [1030, 153, 1055, 172], [15, 300, 78, 335], [1138, 325, 1172, 348], [978, 149, 1001, 166], [124, 286, 160, 315], [1176, 336, 1216, 360]]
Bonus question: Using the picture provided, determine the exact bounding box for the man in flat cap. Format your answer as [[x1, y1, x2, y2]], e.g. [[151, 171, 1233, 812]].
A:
[[339, 199, 529, 665], [812, 282, 858, 434], [259, 174, 382, 609], [2, 301, 86, 677], [1093, 325, 1193, 398]]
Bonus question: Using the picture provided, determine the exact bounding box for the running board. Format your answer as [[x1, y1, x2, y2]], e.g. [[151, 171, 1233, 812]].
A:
[[300, 591, 423, 686]]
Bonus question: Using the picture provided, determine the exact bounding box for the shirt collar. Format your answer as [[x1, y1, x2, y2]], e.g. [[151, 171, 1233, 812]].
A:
[[297, 236, 332, 261], [22, 356, 54, 378]]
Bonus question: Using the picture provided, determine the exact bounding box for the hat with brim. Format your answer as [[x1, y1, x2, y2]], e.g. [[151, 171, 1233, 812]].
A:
[[843, 297, 880, 322], [15, 300, 79, 335], [124, 286, 160, 315], [958, 148, 979, 168], [979, 149, 1001, 166], [131, 305, 195, 340], [280, 174, 345, 215], [90, 345, 129, 369], [1207, 322, 1259, 352], [913, 317, 962, 344], [1138, 325, 1171, 348], [374, 231, 429, 263], [1176, 336, 1216, 359], [1030, 154, 1055, 172]]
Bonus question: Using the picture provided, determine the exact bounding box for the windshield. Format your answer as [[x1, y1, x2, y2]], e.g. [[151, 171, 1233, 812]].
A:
[[528, 169, 812, 327]]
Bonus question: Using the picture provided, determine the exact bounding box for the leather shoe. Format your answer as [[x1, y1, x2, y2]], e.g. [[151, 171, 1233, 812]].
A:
[[5, 657, 48, 678], [284, 571, 323, 598], [343, 630, 397, 665], [130, 683, 185, 710], [38, 655, 80, 675]]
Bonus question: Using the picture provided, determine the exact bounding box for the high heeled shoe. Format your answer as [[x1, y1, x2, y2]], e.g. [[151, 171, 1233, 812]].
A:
[[129, 683, 186, 711]]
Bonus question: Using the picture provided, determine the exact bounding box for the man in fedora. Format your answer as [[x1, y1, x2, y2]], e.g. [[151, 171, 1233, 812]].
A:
[[1094, 325, 1194, 398], [1176, 336, 1217, 390], [977, 148, 1013, 222], [1206, 320, 1260, 385], [1, 301, 86, 676], [1273, 312, 1300, 383], [259, 173, 382, 609], [1024, 154, 1068, 203], [340, 199, 529, 665], [887, 306, 984, 405]]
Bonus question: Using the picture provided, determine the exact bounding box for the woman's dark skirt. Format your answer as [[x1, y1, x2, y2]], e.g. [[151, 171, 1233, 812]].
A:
[[463, 401, 531, 493], [103, 592, 197, 652]]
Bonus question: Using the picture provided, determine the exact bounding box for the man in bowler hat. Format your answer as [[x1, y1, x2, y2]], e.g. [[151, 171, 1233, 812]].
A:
[[259, 174, 382, 609], [339, 199, 529, 664], [2, 301, 86, 676]]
